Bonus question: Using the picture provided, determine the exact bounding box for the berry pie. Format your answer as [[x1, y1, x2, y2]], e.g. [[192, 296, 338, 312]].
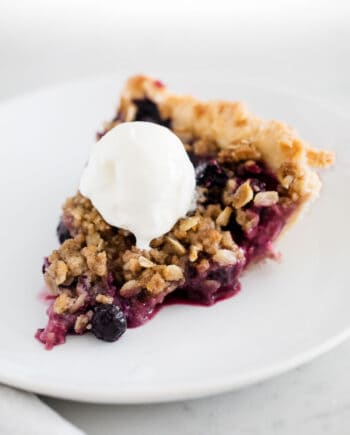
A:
[[36, 75, 334, 349]]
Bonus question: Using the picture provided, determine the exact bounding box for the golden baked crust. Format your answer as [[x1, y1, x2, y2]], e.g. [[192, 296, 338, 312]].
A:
[[116, 75, 334, 208]]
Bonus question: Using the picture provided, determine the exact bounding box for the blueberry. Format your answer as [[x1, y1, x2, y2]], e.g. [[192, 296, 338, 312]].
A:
[[56, 221, 72, 244], [195, 159, 228, 204], [195, 160, 228, 189], [42, 257, 49, 274], [91, 304, 127, 342], [133, 98, 171, 127]]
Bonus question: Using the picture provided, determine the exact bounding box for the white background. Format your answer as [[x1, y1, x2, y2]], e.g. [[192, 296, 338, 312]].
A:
[[1, 1, 350, 434]]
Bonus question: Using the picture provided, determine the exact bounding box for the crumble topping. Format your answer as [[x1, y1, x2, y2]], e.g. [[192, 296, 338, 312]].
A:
[[74, 312, 93, 334], [46, 193, 246, 302]]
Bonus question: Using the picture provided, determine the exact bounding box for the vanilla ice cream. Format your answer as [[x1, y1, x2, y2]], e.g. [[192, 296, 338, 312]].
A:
[[79, 121, 196, 249]]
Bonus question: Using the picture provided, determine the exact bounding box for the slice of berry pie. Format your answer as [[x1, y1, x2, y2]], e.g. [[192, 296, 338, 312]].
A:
[[36, 75, 334, 349]]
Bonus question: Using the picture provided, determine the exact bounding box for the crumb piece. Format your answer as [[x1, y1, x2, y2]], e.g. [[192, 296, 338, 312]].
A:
[[218, 141, 261, 163], [48, 260, 68, 285], [86, 232, 104, 250], [278, 162, 298, 190], [236, 209, 259, 232], [216, 206, 232, 226], [307, 148, 335, 168], [53, 292, 86, 315], [254, 191, 279, 207], [150, 237, 164, 248], [120, 279, 141, 297], [162, 265, 184, 281], [213, 249, 237, 265], [193, 139, 218, 155], [281, 175, 294, 189], [124, 255, 142, 275], [165, 236, 186, 255], [189, 245, 199, 262], [222, 179, 237, 205], [81, 246, 107, 277], [53, 293, 71, 314], [66, 255, 85, 277], [179, 216, 200, 232], [204, 204, 222, 220], [146, 272, 166, 295], [221, 231, 235, 249], [69, 294, 87, 313], [74, 311, 93, 334], [150, 249, 167, 263], [172, 227, 187, 240], [232, 181, 254, 209], [138, 256, 156, 268], [95, 294, 114, 304]]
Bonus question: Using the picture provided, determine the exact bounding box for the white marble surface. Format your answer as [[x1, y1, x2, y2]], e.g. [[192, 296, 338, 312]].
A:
[[44, 341, 350, 435], [1, 1, 350, 433]]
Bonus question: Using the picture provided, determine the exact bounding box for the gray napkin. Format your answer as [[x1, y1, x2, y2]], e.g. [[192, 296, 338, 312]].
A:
[[0, 386, 85, 435]]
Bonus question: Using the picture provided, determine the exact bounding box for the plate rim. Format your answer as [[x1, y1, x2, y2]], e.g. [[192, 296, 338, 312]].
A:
[[1, 328, 350, 403], [0, 75, 349, 404]]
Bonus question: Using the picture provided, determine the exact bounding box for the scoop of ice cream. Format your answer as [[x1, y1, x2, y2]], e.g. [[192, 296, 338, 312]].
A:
[[79, 121, 196, 249]]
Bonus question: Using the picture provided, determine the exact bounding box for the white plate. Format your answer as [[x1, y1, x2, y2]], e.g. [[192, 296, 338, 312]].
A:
[[0, 75, 348, 404]]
